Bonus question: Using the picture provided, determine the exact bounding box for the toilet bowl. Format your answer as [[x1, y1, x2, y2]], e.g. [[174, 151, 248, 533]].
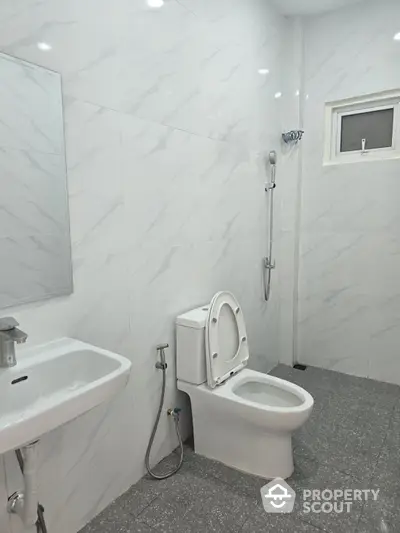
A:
[[176, 291, 314, 479]]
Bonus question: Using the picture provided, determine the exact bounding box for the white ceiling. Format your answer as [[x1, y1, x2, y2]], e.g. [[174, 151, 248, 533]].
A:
[[273, 0, 365, 16]]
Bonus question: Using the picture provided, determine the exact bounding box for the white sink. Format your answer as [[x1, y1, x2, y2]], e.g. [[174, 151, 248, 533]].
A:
[[0, 338, 131, 455]]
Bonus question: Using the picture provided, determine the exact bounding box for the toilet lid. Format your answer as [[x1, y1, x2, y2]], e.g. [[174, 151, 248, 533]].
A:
[[205, 291, 249, 388]]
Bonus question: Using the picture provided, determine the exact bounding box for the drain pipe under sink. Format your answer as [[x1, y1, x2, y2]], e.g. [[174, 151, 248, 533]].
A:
[[7, 441, 41, 529]]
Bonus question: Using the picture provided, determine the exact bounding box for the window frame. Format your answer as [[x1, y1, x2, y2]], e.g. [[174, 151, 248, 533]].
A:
[[324, 90, 400, 165]]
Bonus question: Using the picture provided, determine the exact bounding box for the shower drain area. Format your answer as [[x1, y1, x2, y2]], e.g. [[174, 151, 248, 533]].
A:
[[293, 363, 308, 371]]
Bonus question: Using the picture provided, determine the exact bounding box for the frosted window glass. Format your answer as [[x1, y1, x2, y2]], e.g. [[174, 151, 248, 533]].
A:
[[340, 108, 394, 152]]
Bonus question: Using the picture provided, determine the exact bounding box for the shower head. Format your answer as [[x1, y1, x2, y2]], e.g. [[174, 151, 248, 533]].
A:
[[269, 151, 277, 166]]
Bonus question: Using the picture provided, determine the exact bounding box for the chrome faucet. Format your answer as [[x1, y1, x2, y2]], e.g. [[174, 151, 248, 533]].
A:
[[0, 317, 28, 367]]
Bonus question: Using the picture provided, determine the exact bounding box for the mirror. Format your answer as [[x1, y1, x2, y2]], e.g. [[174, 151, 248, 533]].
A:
[[0, 52, 72, 308]]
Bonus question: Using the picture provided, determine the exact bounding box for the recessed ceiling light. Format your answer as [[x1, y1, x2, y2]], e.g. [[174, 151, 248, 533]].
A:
[[147, 0, 164, 7], [37, 42, 52, 51], [394, 32, 400, 41], [274, 92, 282, 99], [258, 68, 270, 75]]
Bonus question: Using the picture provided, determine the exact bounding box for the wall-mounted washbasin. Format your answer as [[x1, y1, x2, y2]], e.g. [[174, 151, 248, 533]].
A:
[[0, 338, 131, 455]]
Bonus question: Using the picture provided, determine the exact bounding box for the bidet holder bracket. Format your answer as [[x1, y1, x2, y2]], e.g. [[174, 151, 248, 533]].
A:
[[155, 343, 169, 370]]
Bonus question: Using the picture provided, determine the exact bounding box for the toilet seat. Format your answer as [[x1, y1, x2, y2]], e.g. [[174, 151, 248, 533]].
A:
[[205, 291, 250, 388], [188, 368, 314, 431]]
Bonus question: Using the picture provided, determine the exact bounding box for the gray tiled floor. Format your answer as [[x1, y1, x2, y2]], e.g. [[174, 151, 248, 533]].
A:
[[79, 365, 400, 533]]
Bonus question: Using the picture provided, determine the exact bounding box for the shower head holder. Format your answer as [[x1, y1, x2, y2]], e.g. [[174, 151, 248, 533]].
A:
[[282, 130, 304, 144]]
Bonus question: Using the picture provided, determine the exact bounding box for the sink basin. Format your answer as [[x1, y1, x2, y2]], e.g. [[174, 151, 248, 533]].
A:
[[0, 338, 131, 455]]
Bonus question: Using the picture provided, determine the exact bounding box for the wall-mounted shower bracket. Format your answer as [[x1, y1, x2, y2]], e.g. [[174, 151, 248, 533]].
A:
[[263, 257, 275, 270], [262, 256, 275, 302]]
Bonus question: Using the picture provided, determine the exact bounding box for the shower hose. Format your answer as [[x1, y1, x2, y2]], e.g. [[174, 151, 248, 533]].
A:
[[145, 345, 184, 480]]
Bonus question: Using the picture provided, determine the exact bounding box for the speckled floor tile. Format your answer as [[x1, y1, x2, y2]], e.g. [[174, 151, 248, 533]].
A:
[[79, 365, 400, 533], [111, 479, 160, 518], [287, 455, 365, 533], [271, 365, 399, 403], [356, 484, 400, 533], [184, 449, 267, 500], [369, 444, 400, 496], [136, 498, 187, 531], [79, 507, 154, 533], [187, 478, 256, 530], [294, 418, 385, 482], [157, 445, 267, 501], [137, 469, 255, 532], [273, 364, 397, 483], [270, 365, 316, 390], [241, 505, 324, 533], [171, 510, 240, 532]]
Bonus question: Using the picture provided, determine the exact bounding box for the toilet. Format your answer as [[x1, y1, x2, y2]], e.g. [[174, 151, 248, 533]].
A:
[[176, 291, 314, 480]]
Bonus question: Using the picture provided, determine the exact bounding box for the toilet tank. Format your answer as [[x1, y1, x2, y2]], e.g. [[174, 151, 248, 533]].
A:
[[176, 305, 209, 385]]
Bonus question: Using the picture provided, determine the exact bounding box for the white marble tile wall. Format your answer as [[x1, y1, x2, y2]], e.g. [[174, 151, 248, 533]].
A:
[[0, 1, 287, 531], [298, 0, 400, 383]]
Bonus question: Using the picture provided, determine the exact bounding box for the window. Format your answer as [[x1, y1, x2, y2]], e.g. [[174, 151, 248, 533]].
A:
[[340, 108, 394, 152], [324, 91, 400, 165]]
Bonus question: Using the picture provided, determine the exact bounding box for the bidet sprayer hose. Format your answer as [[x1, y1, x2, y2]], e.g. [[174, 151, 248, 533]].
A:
[[145, 345, 184, 480]]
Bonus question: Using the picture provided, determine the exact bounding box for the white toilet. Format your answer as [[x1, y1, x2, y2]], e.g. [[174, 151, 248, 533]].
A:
[[176, 291, 314, 480]]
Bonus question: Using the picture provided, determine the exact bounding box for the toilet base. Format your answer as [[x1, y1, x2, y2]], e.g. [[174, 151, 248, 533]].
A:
[[193, 413, 294, 480]]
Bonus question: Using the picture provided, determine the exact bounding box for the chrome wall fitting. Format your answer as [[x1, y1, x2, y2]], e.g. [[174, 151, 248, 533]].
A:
[[282, 130, 304, 144]]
